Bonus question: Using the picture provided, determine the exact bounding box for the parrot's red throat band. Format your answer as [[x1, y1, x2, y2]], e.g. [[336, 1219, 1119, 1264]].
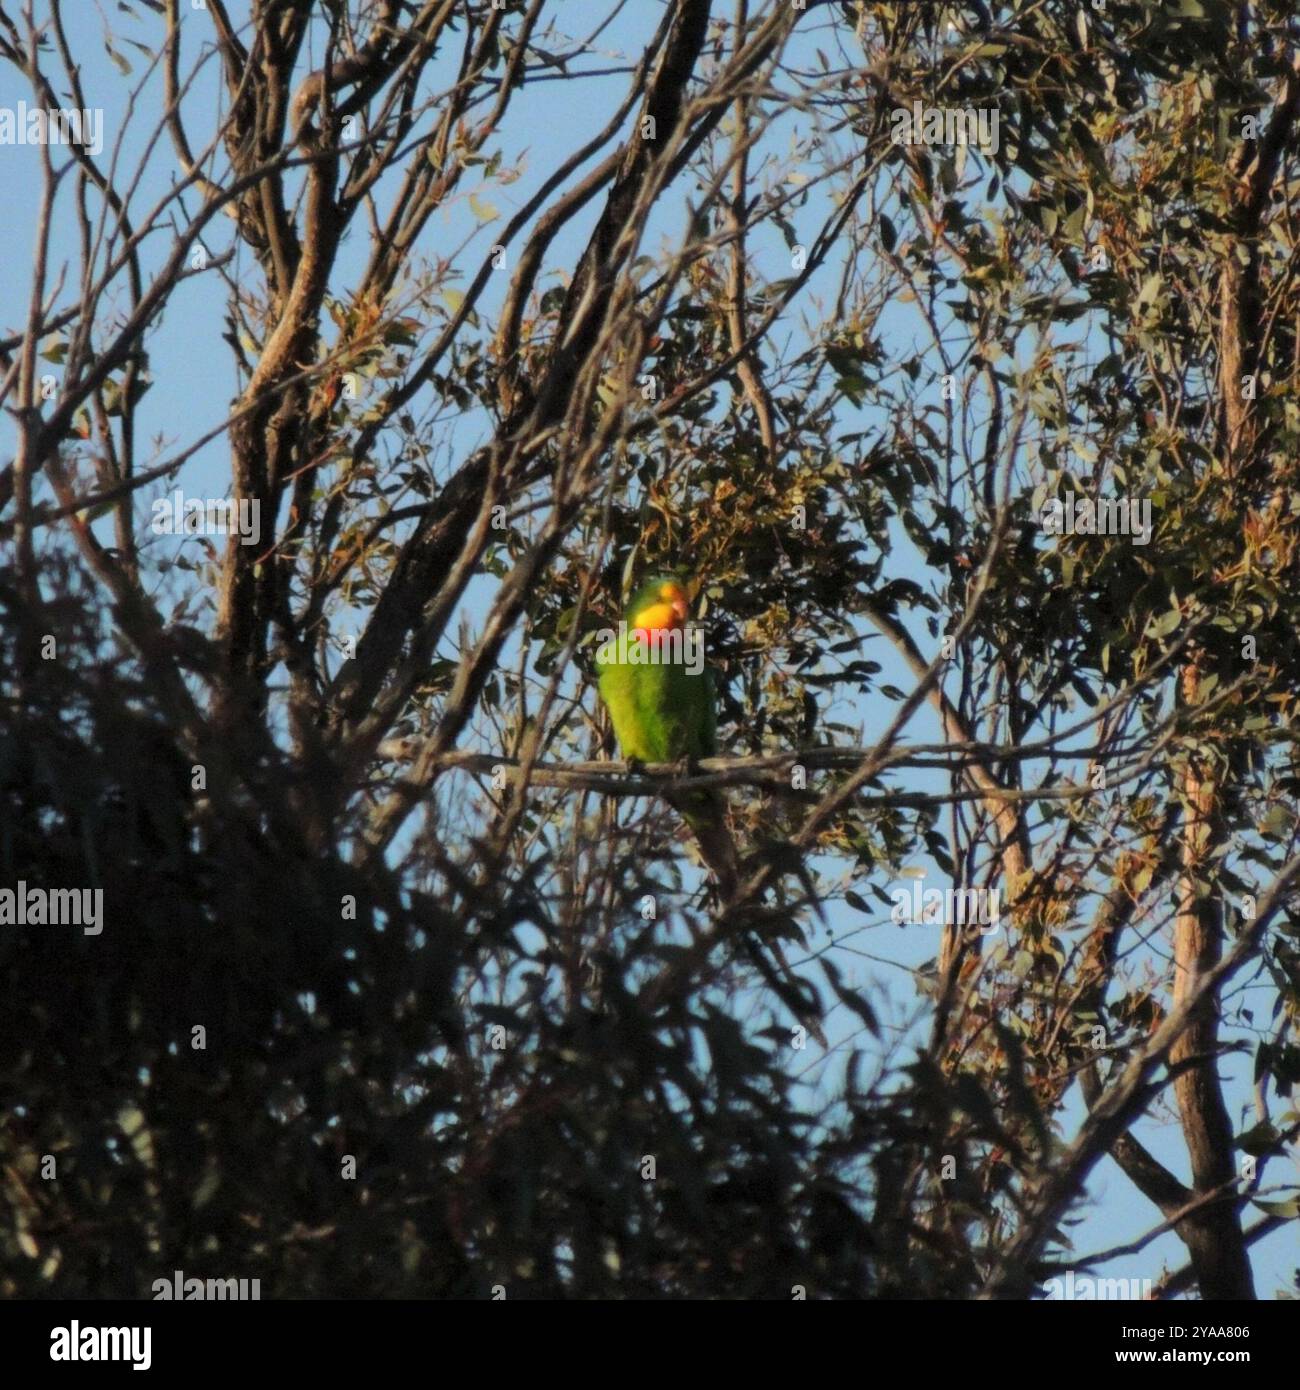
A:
[[595, 619, 706, 675]]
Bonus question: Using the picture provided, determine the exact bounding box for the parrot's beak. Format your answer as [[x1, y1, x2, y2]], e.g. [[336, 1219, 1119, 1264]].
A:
[[670, 595, 689, 623]]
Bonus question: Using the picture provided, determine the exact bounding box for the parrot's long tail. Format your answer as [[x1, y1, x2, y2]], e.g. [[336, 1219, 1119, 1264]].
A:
[[671, 790, 739, 900], [672, 791, 826, 1046]]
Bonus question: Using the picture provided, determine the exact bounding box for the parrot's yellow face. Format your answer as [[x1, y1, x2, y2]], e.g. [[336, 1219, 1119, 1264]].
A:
[[630, 579, 689, 635]]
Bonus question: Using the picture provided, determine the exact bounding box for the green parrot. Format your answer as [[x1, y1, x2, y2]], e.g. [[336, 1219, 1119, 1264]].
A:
[[596, 574, 827, 1043], [597, 575, 823, 1045], [596, 575, 739, 897]]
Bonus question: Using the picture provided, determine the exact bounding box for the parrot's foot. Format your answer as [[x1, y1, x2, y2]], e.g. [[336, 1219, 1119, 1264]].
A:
[[672, 753, 699, 782]]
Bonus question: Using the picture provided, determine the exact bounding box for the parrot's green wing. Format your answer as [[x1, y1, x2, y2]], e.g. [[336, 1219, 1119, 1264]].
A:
[[597, 646, 714, 763]]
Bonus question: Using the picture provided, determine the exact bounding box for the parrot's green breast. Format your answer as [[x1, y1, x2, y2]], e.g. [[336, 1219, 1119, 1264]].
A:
[[597, 642, 717, 764]]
